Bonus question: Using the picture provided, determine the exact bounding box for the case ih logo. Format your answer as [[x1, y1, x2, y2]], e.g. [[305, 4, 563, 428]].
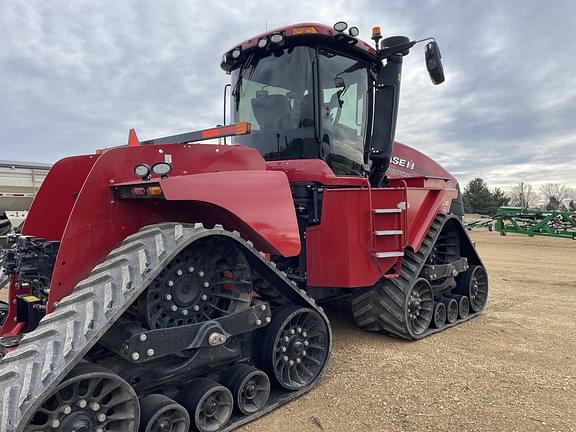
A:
[[390, 156, 415, 170]]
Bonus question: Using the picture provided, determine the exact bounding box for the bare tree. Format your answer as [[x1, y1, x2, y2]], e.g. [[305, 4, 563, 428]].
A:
[[539, 183, 573, 210], [508, 182, 539, 208]]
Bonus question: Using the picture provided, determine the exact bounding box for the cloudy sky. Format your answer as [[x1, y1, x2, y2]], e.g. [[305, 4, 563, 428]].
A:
[[0, 0, 574, 189]]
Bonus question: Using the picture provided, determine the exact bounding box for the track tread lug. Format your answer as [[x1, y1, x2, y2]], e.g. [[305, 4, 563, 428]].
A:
[[0, 222, 331, 431], [352, 214, 484, 341]]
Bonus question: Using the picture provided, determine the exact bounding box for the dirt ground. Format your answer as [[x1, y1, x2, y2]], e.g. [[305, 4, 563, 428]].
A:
[[1, 232, 575, 431], [239, 231, 576, 432]]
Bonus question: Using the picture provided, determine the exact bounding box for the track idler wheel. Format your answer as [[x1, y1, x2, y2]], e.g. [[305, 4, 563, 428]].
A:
[[406, 278, 434, 336], [441, 297, 459, 324], [456, 265, 489, 313], [24, 362, 140, 432], [258, 305, 329, 391], [223, 364, 270, 415], [432, 301, 446, 329], [184, 378, 233, 432], [448, 294, 470, 319], [139, 394, 190, 432]]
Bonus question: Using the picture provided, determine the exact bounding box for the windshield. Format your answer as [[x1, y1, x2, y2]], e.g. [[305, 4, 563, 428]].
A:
[[231, 46, 318, 160], [231, 45, 370, 176]]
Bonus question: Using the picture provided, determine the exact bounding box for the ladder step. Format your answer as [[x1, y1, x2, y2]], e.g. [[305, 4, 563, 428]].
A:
[[374, 251, 404, 258], [373, 208, 402, 214], [374, 230, 403, 236]]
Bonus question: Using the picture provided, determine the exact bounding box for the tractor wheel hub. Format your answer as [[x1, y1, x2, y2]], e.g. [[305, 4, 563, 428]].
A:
[[59, 411, 94, 432], [172, 274, 202, 308]]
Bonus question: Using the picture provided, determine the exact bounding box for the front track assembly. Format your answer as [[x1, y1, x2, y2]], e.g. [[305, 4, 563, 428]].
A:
[[0, 223, 332, 432], [352, 214, 488, 340]]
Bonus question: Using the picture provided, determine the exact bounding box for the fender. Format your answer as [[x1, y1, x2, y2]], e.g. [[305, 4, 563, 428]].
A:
[[22, 154, 99, 240], [159, 170, 300, 257], [28, 144, 299, 312]]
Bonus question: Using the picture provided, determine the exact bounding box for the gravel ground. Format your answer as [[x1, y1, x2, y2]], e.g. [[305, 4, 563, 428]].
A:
[[1, 231, 575, 431], [239, 231, 576, 432]]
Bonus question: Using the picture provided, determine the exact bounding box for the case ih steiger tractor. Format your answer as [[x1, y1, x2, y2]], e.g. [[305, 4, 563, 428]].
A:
[[0, 22, 488, 432]]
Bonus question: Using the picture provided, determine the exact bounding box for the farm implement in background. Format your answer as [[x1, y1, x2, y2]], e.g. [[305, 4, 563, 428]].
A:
[[495, 206, 576, 240], [465, 217, 494, 232]]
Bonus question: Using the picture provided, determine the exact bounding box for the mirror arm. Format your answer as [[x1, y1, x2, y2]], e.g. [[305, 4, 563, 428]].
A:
[[378, 40, 416, 60]]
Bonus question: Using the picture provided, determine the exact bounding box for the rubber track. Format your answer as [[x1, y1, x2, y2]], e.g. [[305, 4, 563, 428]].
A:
[[0, 223, 331, 432], [352, 214, 484, 340]]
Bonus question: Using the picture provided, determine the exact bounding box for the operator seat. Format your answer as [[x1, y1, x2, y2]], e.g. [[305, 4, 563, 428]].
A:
[[251, 93, 292, 131]]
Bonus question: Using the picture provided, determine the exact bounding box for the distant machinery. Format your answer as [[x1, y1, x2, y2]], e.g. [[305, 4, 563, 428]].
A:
[[495, 207, 576, 240]]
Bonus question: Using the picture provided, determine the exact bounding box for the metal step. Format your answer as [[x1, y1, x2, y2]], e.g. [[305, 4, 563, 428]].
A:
[[374, 230, 403, 236], [373, 208, 402, 214], [374, 251, 404, 258]]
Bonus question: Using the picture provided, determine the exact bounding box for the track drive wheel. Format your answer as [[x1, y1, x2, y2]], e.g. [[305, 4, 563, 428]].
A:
[[24, 362, 139, 432], [456, 265, 489, 313], [139, 394, 190, 432], [258, 305, 330, 391], [223, 364, 270, 415], [406, 279, 434, 336], [441, 297, 459, 324], [138, 237, 252, 330], [185, 378, 233, 432], [432, 301, 446, 329]]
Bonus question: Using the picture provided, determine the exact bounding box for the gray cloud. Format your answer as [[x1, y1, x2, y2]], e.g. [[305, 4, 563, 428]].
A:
[[0, 0, 574, 189]]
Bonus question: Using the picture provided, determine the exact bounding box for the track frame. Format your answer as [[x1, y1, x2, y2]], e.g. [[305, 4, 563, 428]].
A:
[[0, 223, 331, 432], [352, 213, 487, 340]]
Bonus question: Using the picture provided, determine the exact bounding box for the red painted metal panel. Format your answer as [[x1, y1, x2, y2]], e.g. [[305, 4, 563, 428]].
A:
[[44, 144, 296, 311], [266, 159, 369, 187], [159, 170, 300, 257], [2, 155, 99, 335], [0, 144, 300, 325], [306, 188, 376, 288], [305, 183, 457, 289], [21, 155, 99, 241], [266, 142, 458, 188], [388, 142, 458, 188]]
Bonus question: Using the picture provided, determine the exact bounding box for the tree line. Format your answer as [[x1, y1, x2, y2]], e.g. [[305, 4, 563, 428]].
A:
[[462, 178, 576, 216]]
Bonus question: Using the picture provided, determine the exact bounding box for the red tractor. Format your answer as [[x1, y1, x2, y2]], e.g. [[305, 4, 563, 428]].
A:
[[0, 22, 488, 432]]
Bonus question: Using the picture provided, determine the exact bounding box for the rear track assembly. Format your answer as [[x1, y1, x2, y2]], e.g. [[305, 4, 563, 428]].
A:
[[0, 223, 331, 432]]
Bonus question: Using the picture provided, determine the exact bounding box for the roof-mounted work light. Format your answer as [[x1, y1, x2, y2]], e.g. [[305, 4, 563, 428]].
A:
[[333, 21, 348, 32]]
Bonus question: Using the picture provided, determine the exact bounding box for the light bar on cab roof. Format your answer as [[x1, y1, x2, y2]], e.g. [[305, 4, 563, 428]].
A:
[[141, 122, 252, 145]]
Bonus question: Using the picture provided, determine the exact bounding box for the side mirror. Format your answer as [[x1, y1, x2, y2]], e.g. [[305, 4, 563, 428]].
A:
[[425, 41, 445, 85]]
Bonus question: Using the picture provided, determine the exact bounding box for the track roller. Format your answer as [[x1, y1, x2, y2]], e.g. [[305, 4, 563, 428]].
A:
[[184, 378, 233, 432], [23, 362, 140, 432], [448, 294, 470, 319], [258, 305, 330, 391], [441, 297, 459, 324], [139, 394, 190, 432], [223, 364, 270, 415], [431, 301, 446, 329], [457, 265, 489, 313]]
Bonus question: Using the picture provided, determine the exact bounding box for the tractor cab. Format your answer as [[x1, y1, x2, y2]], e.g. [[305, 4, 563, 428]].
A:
[[221, 22, 445, 185]]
